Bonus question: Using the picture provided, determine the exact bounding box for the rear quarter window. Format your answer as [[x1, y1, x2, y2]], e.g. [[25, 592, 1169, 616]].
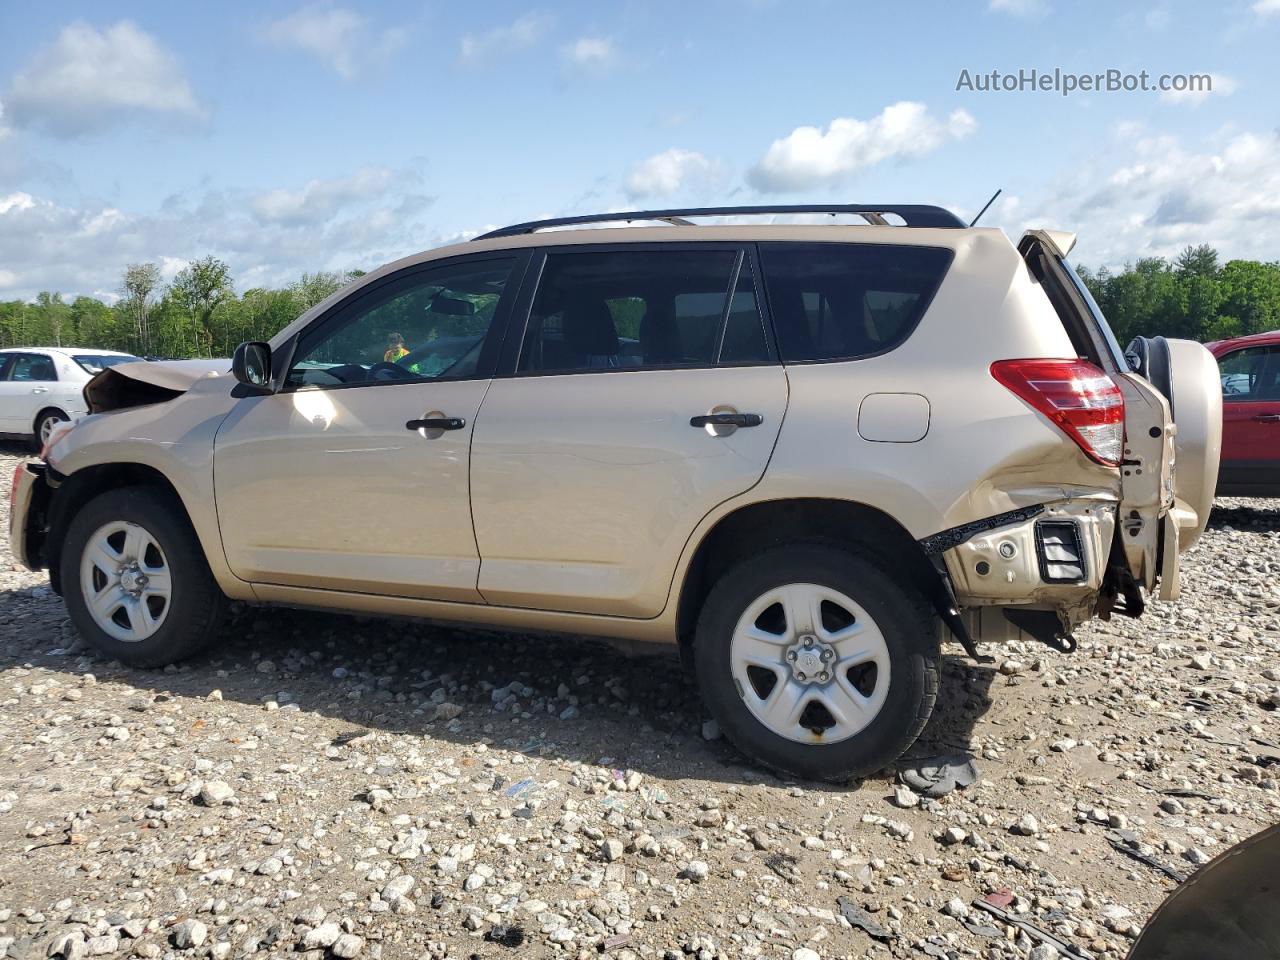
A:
[[759, 243, 952, 363]]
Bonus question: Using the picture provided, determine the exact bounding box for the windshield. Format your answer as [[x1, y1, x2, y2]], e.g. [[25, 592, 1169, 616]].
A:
[[74, 354, 142, 374]]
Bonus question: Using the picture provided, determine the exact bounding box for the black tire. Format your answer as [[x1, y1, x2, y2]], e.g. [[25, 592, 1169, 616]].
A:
[[694, 544, 939, 782], [32, 408, 68, 452], [62, 486, 227, 667]]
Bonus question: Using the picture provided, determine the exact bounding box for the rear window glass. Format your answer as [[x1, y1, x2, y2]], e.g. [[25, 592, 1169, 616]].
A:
[[1060, 260, 1128, 371], [758, 243, 952, 363], [74, 354, 141, 373]]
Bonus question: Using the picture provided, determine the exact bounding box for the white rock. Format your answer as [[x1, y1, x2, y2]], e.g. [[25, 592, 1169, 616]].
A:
[[198, 781, 235, 805], [332, 934, 364, 958], [600, 838, 624, 862], [684, 860, 709, 882], [301, 923, 341, 950], [171, 919, 207, 949], [381, 875, 415, 902], [1012, 813, 1040, 836], [891, 785, 919, 808]]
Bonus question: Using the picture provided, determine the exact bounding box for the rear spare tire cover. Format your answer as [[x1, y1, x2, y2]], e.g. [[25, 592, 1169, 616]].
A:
[[1164, 339, 1222, 547]]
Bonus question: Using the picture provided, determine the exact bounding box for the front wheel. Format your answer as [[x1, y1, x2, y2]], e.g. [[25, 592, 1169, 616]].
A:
[[694, 544, 939, 782], [33, 409, 68, 451], [62, 486, 227, 667]]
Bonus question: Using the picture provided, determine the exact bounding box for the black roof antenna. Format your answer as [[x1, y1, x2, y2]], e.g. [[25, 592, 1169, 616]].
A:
[[968, 188, 1002, 227]]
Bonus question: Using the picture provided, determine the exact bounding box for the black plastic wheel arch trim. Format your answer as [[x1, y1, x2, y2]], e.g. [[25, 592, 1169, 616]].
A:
[[917, 504, 1047, 556]]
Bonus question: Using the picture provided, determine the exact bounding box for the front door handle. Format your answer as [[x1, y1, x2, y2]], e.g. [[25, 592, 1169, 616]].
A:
[[690, 412, 763, 428], [1252, 413, 1280, 423], [406, 417, 466, 431]]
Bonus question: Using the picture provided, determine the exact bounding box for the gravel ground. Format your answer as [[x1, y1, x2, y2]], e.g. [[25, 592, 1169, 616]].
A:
[[0, 441, 1276, 960]]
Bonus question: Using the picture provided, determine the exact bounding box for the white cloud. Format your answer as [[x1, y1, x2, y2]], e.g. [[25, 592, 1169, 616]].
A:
[[1160, 73, 1236, 105], [988, 0, 1049, 16], [260, 5, 406, 80], [1253, 0, 1280, 16], [562, 36, 617, 69], [250, 167, 404, 225], [624, 149, 717, 200], [459, 13, 550, 66], [0, 168, 438, 300], [998, 126, 1280, 269], [748, 102, 976, 193], [2, 20, 200, 137]]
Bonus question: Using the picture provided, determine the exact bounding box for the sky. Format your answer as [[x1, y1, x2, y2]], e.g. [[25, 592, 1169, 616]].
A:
[[0, 0, 1277, 303]]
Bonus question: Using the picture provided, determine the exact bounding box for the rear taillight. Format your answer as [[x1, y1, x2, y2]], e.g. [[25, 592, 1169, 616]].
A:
[[991, 358, 1124, 466]]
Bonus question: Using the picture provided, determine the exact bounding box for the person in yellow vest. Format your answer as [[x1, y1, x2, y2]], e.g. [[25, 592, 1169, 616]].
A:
[[384, 332, 409, 363]]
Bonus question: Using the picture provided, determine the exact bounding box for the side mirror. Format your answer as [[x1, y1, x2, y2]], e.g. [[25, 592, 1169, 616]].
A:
[[232, 341, 273, 391]]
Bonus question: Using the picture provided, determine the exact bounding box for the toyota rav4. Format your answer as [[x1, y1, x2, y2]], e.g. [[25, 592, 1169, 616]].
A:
[[8, 204, 1222, 781]]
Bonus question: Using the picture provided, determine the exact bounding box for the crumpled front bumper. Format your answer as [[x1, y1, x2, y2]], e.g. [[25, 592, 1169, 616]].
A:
[[8, 461, 50, 572]]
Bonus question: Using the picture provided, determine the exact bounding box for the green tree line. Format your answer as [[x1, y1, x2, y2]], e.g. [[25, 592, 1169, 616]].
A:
[[1, 245, 1276, 359], [0, 257, 364, 358], [1078, 244, 1280, 346]]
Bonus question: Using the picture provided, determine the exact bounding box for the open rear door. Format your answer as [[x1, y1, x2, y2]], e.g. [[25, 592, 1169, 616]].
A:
[[1019, 229, 1177, 598]]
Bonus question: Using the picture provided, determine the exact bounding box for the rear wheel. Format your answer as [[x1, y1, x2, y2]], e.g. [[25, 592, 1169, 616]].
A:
[[32, 409, 68, 451], [694, 544, 939, 782], [63, 486, 227, 667]]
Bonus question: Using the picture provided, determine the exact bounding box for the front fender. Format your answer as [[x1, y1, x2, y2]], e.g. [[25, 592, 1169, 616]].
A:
[[46, 384, 252, 600]]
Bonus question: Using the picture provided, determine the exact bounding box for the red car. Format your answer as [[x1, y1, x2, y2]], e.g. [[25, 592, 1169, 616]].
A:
[[1208, 330, 1280, 496]]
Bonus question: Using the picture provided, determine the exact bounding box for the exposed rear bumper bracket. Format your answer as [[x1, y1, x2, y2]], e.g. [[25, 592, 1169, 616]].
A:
[[929, 556, 994, 664]]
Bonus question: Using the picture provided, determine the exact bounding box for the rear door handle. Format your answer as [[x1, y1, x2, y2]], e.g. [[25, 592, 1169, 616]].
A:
[[1253, 414, 1280, 423], [406, 417, 466, 431], [689, 412, 763, 428], [30, 387, 48, 394]]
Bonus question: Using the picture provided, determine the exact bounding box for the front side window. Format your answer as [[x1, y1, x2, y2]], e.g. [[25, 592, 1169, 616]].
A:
[[760, 243, 951, 363], [287, 258, 516, 388], [1219, 346, 1280, 401], [5, 354, 57, 382], [517, 249, 769, 374]]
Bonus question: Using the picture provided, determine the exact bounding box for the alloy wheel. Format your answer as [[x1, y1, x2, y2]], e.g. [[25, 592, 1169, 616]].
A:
[[729, 582, 891, 744], [79, 520, 173, 642]]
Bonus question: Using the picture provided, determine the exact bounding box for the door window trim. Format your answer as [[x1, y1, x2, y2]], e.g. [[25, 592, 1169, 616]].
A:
[[497, 241, 778, 379], [277, 251, 532, 394]]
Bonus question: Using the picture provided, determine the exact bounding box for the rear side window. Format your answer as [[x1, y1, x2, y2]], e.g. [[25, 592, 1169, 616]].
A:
[[759, 243, 952, 363], [5, 354, 57, 382], [518, 249, 770, 374]]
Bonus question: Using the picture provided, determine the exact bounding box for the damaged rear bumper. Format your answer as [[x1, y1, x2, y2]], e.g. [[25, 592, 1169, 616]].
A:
[[940, 499, 1115, 608], [921, 498, 1119, 649]]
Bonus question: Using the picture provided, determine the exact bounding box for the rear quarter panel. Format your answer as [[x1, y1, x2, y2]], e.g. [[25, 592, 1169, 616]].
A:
[[758, 230, 1122, 537]]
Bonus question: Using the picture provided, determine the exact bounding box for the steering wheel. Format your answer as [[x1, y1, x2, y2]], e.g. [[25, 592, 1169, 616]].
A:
[[368, 361, 415, 381]]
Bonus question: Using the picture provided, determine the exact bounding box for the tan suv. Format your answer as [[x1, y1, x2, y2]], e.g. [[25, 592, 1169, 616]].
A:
[[8, 204, 1222, 781]]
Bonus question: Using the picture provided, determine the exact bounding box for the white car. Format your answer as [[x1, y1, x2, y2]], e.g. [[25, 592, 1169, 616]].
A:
[[0, 347, 142, 447]]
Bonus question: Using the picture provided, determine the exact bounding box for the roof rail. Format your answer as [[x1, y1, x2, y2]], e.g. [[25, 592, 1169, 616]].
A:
[[472, 204, 965, 240]]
